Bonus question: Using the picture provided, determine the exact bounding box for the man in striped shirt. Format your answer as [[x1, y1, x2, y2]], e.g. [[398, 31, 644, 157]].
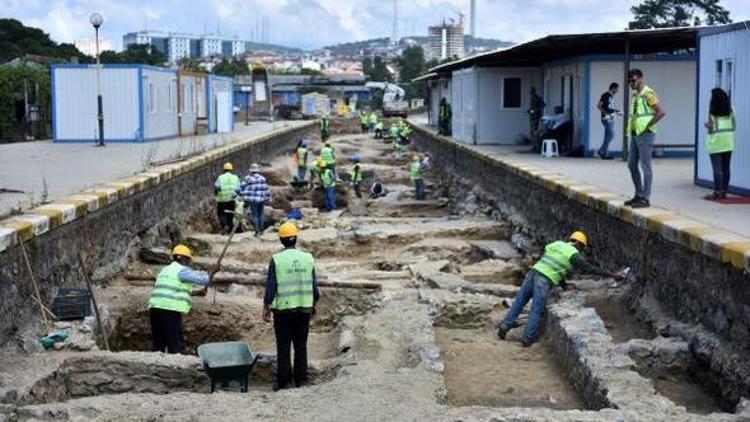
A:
[[237, 163, 271, 236]]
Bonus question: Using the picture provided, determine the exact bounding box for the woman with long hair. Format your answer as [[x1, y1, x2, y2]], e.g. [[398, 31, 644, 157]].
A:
[[703, 88, 735, 200]]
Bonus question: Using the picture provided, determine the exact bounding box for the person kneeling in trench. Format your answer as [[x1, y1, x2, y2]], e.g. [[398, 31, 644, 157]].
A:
[[148, 245, 218, 354], [263, 222, 321, 390], [497, 231, 626, 347]]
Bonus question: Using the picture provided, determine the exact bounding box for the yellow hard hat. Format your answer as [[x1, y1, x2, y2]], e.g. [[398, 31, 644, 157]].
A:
[[319, 161, 327, 168], [172, 244, 194, 260], [569, 231, 588, 247], [325, 141, 331, 147], [412, 154, 420, 161], [279, 221, 299, 238], [223, 162, 234, 171]]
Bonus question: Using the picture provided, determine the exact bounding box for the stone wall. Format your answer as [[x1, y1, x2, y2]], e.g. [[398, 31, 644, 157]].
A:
[[410, 126, 750, 351], [0, 124, 315, 349]]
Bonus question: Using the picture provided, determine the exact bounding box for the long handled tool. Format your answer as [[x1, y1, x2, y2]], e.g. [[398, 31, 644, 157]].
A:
[[16, 233, 53, 331], [78, 253, 110, 350], [210, 209, 243, 304]]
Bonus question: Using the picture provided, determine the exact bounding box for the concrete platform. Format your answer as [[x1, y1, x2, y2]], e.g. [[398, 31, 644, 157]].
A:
[[0, 121, 310, 218], [471, 145, 750, 238]]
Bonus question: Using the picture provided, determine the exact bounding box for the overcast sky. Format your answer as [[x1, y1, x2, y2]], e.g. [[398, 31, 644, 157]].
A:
[[2, 0, 749, 50]]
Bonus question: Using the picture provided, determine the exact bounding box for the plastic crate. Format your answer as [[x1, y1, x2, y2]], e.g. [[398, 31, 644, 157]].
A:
[[52, 288, 91, 320]]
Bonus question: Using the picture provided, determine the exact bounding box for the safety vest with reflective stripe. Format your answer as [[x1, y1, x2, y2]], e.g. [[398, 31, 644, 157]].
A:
[[321, 147, 335, 166], [271, 248, 315, 311], [410, 162, 422, 181], [215, 172, 240, 203], [321, 168, 335, 188], [532, 241, 578, 286], [352, 165, 362, 183], [707, 112, 735, 154], [629, 86, 658, 136], [319, 119, 330, 131], [148, 262, 193, 314], [297, 147, 308, 166], [368, 114, 378, 125]]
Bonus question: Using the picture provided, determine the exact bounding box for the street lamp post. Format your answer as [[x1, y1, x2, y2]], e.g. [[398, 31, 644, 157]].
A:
[[90, 13, 105, 147]]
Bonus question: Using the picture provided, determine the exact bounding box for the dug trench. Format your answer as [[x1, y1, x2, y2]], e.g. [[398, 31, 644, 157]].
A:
[[3, 125, 749, 421]]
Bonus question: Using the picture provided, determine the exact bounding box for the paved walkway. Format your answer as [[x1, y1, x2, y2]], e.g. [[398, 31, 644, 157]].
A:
[[472, 145, 750, 238], [0, 121, 309, 217], [410, 116, 749, 239]]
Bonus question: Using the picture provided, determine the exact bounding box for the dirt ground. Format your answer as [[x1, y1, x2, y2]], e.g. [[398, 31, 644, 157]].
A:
[[1, 128, 740, 421], [436, 327, 584, 410]]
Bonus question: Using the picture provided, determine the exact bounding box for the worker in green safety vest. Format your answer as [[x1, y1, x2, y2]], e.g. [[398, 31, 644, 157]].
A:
[[263, 222, 320, 390], [703, 87, 736, 200], [410, 154, 424, 200], [367, 112, 378, 133], [497, 232, 626, 347], [214, 162, 240, 234], [149, 245, 218, 354], [359, 112, 369, 133], [320, 161, 337, 211], [295, 139, 309, 181], [625, 68, 666, 209], [374, 121, 384, 139], [320, 141, 336, 176], [351, 156, 363, 198], [319, 116, 330, 141]]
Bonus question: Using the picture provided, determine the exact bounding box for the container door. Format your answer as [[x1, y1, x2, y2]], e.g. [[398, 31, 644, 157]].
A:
[[217, 91, 231, 133]]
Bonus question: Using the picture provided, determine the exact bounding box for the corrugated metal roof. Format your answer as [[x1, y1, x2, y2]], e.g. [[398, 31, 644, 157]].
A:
[[429, 26, 699, 73]]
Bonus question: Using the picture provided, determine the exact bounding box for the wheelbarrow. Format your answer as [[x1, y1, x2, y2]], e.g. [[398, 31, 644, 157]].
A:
[[197, 341, 259, 393]]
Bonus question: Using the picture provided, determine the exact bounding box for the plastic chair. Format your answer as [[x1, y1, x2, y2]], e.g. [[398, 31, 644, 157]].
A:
[[541, 139, 559, 158]]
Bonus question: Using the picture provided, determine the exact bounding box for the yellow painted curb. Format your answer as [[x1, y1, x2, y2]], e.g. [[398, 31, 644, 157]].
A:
[[720, 242, 750, 270]]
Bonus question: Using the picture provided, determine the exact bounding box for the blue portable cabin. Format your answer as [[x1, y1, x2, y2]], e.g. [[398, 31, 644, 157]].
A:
[[51, 64, 178, 143], [207, 75, 235, 133]]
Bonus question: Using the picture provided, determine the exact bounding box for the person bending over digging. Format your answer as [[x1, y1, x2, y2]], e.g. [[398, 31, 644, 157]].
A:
[[496, 231, 626, 347]]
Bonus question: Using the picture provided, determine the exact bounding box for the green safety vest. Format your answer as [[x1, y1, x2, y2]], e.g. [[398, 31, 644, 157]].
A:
[[532, 241, 578, 286], [376, 122, 384, 130], [321, 169, 335, 188], [320, 119, 329, 131], [297, 147, 308, 165], [271, 248, 315, 311], [215, 172, 240, 203], [368, 114, 378, 124], [390, 125, 399, 137], [321, 147, 336, 165], [360, 114, 368, 124], [706, 112, 735, 154], [352, 166, 362, 183], [410, 162, 422, 180], [629, 86, 658, 136], [308, 161, 319, 175], [148, 262, 193, 314]]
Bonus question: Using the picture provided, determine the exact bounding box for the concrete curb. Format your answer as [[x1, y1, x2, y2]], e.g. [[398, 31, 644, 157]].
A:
[[413, 125, 750, 273], [0, 123, 315, 254]]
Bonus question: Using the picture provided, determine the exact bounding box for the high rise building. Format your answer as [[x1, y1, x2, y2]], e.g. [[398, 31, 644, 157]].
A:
[[427, 20, 465, 61], [470, 0, 476, 37], [122, 30, 246, 63], [74, 37, 113, 57]]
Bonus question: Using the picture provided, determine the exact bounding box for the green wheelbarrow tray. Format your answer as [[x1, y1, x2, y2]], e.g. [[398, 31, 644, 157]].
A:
[[197, 341, 259, 393]]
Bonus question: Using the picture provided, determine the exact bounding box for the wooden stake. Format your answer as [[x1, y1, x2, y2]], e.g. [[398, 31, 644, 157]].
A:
[[78, 253, 110, 351], [16, 233, 50, 332]]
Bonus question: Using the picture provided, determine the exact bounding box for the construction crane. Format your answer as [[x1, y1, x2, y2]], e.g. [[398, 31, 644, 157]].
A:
[[365, 82, 408, 117]]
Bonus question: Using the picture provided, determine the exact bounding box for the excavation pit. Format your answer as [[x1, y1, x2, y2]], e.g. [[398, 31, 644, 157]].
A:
[[104, 284, 380, 362], [436, 327, 586, 410], [585, 292, 654, 343]]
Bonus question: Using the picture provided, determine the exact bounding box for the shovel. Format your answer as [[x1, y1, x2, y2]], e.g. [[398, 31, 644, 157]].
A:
[[207, 209, 244, 307]]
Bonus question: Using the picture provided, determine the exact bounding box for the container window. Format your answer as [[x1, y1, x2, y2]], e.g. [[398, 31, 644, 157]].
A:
[[148, 83, 157, 113], [725, 59, 733, 99], [501, 77, 522, 109], [715, 60, 723, 88]]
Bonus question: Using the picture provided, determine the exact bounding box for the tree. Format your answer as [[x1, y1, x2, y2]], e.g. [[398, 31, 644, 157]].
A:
[[213, 58, 250, 77], [177, 57, 202, 72], [0, 18, 92, 63], [0, 61, 50, 141], [99, 44, 166, 65], [397, 45, 427, 99], [629, 0, 731, 29], [364, 55, 393, 82]]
